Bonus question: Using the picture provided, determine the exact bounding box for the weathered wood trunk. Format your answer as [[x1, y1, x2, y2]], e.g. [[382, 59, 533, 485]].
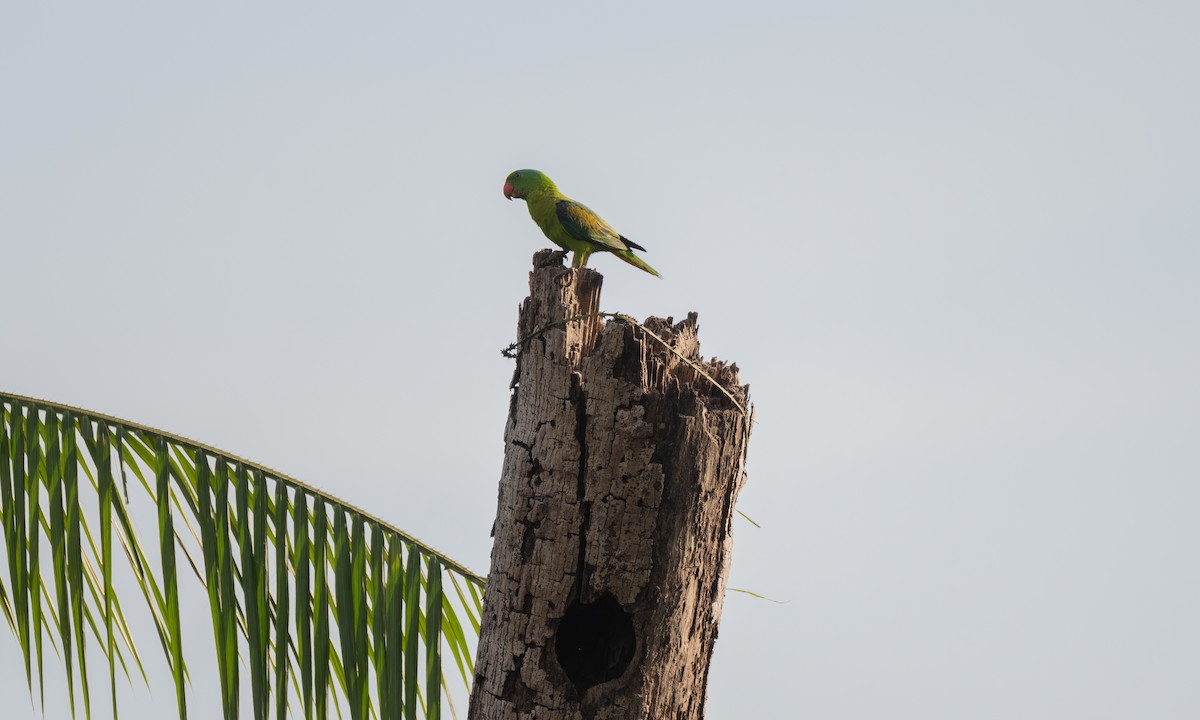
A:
[[468, 251, 752, 720]]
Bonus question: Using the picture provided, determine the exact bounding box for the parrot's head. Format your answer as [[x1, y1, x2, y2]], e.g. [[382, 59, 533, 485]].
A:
[[503, 169, 555, 201]]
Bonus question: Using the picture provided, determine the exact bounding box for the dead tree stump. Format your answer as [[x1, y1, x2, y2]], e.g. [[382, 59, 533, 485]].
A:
[[468, 250, 752, 720]]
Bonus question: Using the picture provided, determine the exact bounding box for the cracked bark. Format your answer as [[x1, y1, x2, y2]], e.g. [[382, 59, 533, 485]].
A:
[[468, 250, 752, 720]]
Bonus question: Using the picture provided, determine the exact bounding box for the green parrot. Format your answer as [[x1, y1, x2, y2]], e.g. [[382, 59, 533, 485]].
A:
[[503, 169, 662, 278]]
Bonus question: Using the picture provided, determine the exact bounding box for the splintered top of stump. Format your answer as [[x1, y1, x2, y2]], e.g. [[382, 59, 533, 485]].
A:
[[533, 248, 569, 268], [519, 250, 748, 414]]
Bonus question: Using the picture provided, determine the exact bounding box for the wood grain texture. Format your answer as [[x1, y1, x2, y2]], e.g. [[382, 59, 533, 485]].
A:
[[469, 250, 751, 720]]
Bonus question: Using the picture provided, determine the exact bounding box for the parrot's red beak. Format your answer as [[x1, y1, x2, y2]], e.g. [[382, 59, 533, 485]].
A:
[[503, 182, 515, 200]]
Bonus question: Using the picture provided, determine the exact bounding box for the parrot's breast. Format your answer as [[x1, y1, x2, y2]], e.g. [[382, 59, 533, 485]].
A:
[[526, 193, 576, 251]]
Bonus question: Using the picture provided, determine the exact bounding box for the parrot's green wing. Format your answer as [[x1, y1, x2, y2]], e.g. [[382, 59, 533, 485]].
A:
[[555, 200, 643, 253]]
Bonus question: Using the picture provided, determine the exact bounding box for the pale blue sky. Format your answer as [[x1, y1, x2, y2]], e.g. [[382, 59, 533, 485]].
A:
[[2, 2, 1198, 718]]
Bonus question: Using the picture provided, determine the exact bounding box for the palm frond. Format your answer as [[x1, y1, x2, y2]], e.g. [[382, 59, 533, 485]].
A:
[[0, 391, 484, 720]]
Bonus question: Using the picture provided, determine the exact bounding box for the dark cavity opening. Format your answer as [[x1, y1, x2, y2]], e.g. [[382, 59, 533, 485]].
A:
[[554, 593, 636, 692]]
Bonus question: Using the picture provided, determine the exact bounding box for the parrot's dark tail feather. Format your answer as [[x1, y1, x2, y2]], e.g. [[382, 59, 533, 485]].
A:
[[619, 235, 647, 252]]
